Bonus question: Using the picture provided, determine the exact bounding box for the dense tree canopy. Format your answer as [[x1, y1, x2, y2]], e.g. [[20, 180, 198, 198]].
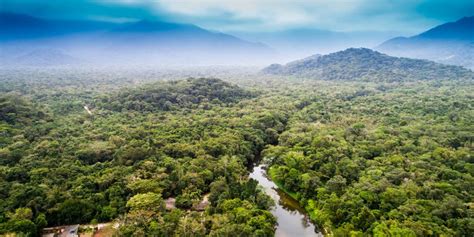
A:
[[0, 67, 472, 236], [263, 80, 474, 235], [100, 77, 256, 112], [0, 72, 283, 236]]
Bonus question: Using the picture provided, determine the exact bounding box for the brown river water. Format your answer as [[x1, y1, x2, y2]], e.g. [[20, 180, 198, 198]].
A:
[[249, 165, 323, 237]]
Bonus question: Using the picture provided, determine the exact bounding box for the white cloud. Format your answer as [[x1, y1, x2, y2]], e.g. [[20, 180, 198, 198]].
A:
[[155, 0, 354, 30], [104, 0, 465, 33]]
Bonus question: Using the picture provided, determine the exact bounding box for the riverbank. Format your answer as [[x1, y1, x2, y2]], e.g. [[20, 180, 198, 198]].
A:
[[250, 165, 323, 237], [267, 167, 299, 200], [267, 166, 331, 236]]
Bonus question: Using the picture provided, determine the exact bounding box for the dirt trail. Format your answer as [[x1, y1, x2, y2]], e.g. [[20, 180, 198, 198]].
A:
[[84, 105, 93, 115]]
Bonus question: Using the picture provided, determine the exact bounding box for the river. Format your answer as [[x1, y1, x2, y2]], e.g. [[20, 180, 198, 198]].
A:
[[249, 165, 323, 237]]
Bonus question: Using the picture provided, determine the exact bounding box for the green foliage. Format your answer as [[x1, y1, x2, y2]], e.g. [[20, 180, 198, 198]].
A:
[[127, 193, 164, 212], [101, 77, 256, 112], [0, 67, 472, 236], [0, 208, 37, 236], [51, 199, 96, 225], [263, 79, 474, 235], [0, 93, 47, 125]]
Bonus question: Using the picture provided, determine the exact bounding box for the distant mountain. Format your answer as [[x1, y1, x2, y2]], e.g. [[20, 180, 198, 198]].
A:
[[0, 12, 116, 40], [377, 16, 474, 69], [0, 12, 273, 66], [416, 16, 474, 40], [233, 28, 399, 61], [11, 49, 81, 66], [0, 12, 49, 40], [262, 48, 474, 82], [102, 19, 269, 52], [112, 19, 205, 33]]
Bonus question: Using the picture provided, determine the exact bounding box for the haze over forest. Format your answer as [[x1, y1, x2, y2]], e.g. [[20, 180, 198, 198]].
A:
[[1, 0, 473, 67], [0, 1, 473, 237]]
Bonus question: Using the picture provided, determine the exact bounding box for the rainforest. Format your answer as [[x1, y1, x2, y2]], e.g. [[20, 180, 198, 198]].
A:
[[1, 1, 474, 236], [1, 61, 473, 236]]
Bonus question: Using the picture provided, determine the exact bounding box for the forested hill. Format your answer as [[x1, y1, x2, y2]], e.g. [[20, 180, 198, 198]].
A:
[[100, 78, 256, 112], [262, 48, 474, 82]]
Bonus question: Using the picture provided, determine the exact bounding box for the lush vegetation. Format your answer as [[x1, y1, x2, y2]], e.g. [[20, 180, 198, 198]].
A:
[[0, 66, 473, 236], [264, 81, 474, 235], [100, 77, 256, 112], [0, 75, 284, 236]]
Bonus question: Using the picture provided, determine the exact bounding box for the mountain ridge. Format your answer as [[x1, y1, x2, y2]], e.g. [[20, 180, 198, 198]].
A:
[[262, 48, 474, 82], [0, 12, 274, 66], [377, 16, 474, 69], [0, 12, 117, 40], [416, 16, 474, 40]]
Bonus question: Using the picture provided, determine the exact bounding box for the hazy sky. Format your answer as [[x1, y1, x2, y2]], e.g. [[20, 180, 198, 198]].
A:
[[3, 0, 474, 34]]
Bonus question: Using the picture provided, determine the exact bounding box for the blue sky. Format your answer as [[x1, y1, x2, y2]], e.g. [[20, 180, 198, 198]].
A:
[[2, 0, 473, 34]]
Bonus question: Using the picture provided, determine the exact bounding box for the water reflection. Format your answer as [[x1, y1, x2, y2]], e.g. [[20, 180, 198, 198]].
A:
[[249, 165, 323, 237]]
